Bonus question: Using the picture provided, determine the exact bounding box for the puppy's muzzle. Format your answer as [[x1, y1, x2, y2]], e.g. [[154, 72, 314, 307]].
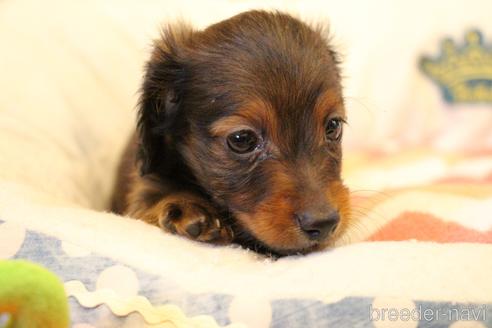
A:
[[295, 210, 340, 241]]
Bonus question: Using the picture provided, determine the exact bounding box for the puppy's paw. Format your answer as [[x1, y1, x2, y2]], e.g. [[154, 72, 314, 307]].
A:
[[158, 193, 234, 244]]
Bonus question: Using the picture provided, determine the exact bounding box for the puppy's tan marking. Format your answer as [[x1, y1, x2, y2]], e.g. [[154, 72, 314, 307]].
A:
[[312, 90, 345, 143], [210, 100, 277, 136]]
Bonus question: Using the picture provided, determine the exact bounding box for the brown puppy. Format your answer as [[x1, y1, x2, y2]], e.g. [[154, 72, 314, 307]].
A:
[[112, 10, 350, 256]]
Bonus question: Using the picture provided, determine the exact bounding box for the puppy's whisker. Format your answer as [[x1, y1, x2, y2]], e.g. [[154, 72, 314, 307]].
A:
[[349, 189, 388, 195], [343, 95, 380, 117]]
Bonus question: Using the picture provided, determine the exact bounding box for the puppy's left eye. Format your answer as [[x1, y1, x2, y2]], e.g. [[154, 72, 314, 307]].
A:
[[227, 130, 259, 154], [325, 118, 343, 142]]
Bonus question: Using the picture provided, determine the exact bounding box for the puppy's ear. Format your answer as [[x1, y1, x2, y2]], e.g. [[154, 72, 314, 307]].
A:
[[137, 24, 193, 175]]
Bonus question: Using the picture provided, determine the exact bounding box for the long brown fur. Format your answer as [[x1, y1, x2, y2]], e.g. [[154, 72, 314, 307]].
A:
[[112, 10, 350, 256]]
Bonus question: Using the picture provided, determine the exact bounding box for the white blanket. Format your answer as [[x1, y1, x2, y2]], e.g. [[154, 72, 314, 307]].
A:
[[1, 1, 491, 327]]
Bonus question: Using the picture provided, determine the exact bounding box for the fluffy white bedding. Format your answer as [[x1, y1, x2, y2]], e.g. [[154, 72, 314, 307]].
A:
[[1, 1, 492, 327]]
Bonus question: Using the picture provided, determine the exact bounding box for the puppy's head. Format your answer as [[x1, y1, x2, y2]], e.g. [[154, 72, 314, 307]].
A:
[[138, 10, 350, 255]]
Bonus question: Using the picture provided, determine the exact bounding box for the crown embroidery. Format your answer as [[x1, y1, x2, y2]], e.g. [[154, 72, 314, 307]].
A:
[[420, 30, 492, 103]]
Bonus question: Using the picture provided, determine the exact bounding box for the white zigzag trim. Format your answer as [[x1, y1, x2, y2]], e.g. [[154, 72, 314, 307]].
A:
[[65, 280, 247, 328]]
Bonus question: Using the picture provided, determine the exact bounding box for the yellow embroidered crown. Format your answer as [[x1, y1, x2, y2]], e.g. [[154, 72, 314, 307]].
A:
[[420, 30, 492, 103]]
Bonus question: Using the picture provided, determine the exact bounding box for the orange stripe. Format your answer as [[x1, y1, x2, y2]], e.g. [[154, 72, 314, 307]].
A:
[[368, 211, 492, 243]]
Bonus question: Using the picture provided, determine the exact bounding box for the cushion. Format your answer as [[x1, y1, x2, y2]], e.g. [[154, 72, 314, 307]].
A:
[[1, 0, 491, 327]]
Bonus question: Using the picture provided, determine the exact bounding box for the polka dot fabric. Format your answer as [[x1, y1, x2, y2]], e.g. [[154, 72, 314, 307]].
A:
[[1, 220, 491, 327]]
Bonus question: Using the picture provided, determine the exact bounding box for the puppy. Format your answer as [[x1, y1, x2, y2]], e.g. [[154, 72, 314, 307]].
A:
[[112, 10, 350, 256]]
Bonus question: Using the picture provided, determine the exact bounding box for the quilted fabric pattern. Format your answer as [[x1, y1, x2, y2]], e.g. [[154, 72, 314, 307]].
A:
[[2, 220, 491, 328]]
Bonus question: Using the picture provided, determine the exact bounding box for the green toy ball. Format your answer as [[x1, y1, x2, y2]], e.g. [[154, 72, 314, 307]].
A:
[[0, 260, 70, 328]]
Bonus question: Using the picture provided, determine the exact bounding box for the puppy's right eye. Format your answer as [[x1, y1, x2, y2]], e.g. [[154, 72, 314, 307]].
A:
[[226, 130, 259, 154]]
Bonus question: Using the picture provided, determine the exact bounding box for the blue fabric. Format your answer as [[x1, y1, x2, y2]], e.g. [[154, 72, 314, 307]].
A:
[[1, 220, 491, 327]]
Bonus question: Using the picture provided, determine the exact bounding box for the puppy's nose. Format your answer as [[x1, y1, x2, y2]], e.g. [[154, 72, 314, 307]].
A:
[[295, 211, 340, 241]]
